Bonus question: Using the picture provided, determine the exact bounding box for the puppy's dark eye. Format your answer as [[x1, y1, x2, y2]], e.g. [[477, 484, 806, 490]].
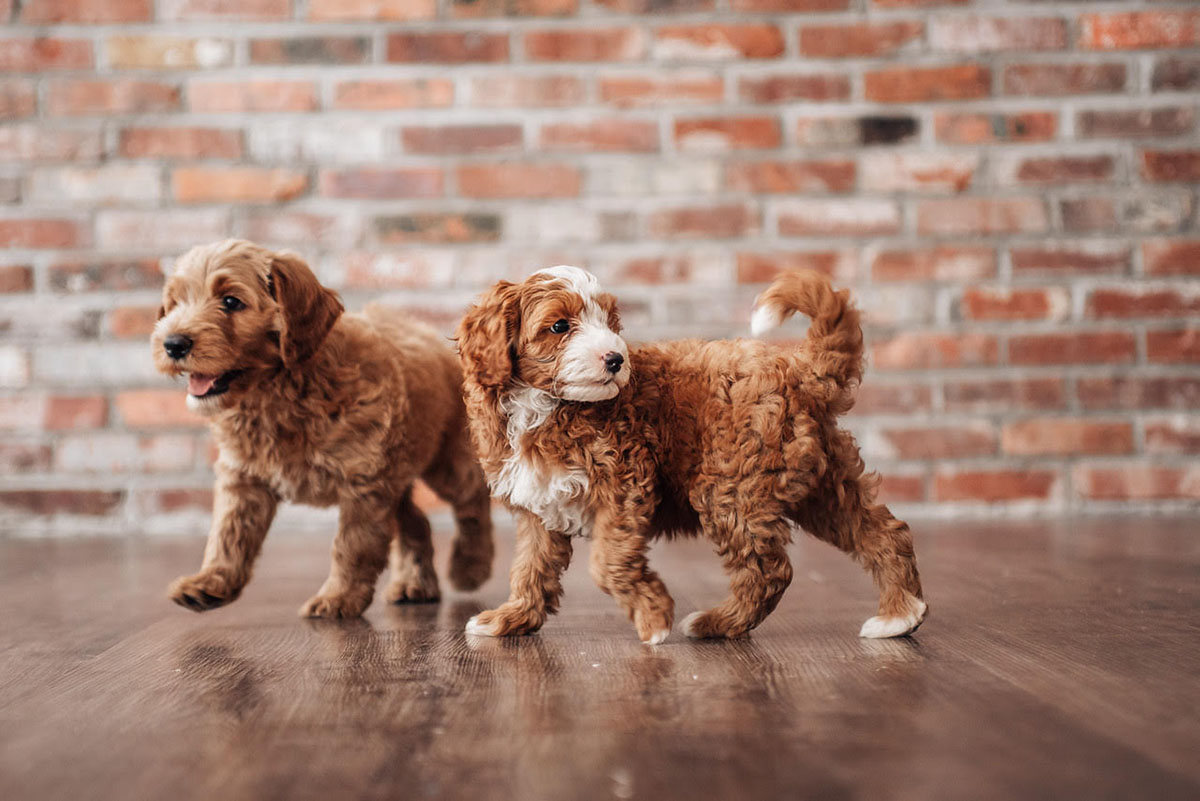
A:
[[550, 319, 569, 334], [221, 296, 245, 312]]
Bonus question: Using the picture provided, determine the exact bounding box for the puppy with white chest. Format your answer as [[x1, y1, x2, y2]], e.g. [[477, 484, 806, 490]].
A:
[[456, 266, 925, 643], [153, 239, 494, 618]]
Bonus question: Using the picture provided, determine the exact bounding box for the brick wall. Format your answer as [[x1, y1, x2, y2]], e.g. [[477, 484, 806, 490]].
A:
[[1, 0, 1198, 535]]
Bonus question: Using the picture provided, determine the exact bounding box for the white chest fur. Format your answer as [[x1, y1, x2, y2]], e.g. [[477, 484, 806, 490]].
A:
[[491, 385, 590, 536]]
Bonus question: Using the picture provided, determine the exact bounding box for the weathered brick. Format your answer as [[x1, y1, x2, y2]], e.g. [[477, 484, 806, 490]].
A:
[[319, 168, 443, 200], [375, 213, 502, 245], [106, 36, 232, 70], [458, 164, 581, 199], [675, 117, 781, 152], [451, 0, 577, 16], [1121, 190, 1193, 234], [48, 260, 162, 293], [334, 79, 454, 110], [30, 165, 162, 206], [475, 75, 586, 107], [935, 470, 1057, 503], [853, 381, 931, 415], [108, 305, 159, 339], [0, 346, 30, 388], [871, 0, 964, 6], [173, 167, 307, 204], [935, 111, 1057, 145], [0, 126, 103, 163], [738, 74, 850, 103], [47, 80, 179, 116], [1081, 11, 1200, 51], [994, 154, 1116, 187], [778, 199, 900, 237], [0, 38, 93, 71], [0, 489, 124, 516], [861, 153, 977, 193], [943, 379, 1066, 413], [1078, 376, 1200, 412], [55, 432, 196, 473], [1011, 242, 1130, 276], [135, 487, 213, 515], [310, 0, 436, 21], [1004, 63, 1126, 96], [1075, 464, 1200, 501], [0, 396, 44, 430], [881, 424, 996, 460], [866, 64, 990, 103], [1141, 150, 1200, 183], [1088, 287, 1200, 319], [0, 442, 52, 473], [248, 121, 386, 164], [339, 250, 456, 290], [600, 73, 723, 107], [116, 388, 203, 428], [917, 198, 1048, 236], [736, 250, 856, 284], [160, 0, 290, 19], [725, 159, 854, 194], [799, 21, 922, 58], [1078, 107, 1194, 139], [961, 287, 1069, 321], [797, 115, 919, 148], [928, 16, 1066, 53], [189, 80, 317, 112], [526, 28, 645, 62], [1003, 419, 1132, 456], [1147, 329, 1200, 364], [244, 212, 362, 250], [402, 124, 522, 155], [119, 127, 242, 159], [732, 0, 847, 10], [540, 120, 659, 152], [877, 473, 927, 505], [872, 332, 998, 370], [872, 246, 995, 282], [1060, 197, 1117, 233], [1143, 238, 1200, 277], [0, 265, 33, 293], [0, 219, 86, 249], [1145, 418, 1200, 455], [250, 37, 370, 65], [21, 0, 150, 23], [648, 204, 759, 240], [1152, 57, 1200, 91], [0, 80, 34, 119], [96, 210, 227, 250], [1009, 332, 1136, 366], [44, 395, 108, 431], [654, 25, 784, 60]]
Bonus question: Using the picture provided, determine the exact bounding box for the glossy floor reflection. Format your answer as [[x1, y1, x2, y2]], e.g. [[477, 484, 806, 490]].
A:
[[1, 517, 1198, 801]]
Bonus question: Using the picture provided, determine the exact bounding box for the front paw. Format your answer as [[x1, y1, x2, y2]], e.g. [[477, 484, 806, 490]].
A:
[[464, 604, 545, 637], [634, 604, 674, 645], [168, 569, 241, 612], [384, 571, 440, 604], [299, 588, 372, 619]]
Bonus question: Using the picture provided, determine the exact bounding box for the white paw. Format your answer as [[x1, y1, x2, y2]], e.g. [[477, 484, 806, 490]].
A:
[[679, 611, 704, 638], [859, 599, 927, 639], [464, 615, 499, 637], [642, 628, 670, 645]]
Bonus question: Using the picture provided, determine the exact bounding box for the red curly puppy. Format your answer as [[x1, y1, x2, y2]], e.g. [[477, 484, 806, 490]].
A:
[[456, 266, 925, 643], [153, 239, 494, 618]]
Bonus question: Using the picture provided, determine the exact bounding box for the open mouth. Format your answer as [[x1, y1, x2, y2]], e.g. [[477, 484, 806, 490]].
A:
[[187, 370, 243, 399]]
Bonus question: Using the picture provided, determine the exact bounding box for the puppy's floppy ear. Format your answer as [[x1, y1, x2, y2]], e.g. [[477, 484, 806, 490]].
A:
[[270, 251, 344, 367], [456, 280, 522, 390]]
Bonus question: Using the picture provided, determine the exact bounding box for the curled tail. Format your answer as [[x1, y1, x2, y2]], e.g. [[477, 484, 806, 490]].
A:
[[750, 270, 864, 410]]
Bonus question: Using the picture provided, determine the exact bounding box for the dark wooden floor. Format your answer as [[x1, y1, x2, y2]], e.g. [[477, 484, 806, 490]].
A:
[[1, 517, 1198, 801]]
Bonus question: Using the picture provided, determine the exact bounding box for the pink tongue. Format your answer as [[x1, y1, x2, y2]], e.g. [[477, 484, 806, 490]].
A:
[[188, 373, 217, 396]]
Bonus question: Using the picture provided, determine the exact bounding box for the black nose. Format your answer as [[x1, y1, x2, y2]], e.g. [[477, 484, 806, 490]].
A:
[[603, 352, 624, 374], [163, 334, 193, 360]]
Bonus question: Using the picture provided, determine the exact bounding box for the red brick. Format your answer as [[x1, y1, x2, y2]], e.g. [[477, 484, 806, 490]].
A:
[[861, 153, 977, 193], [732, 0, 847, 10], [853, 382, 931, 415], [457, 164, 581, 199], [0, 38, 92, 71], [1077, 376, 1200, 411], [474, 75, 586, 107], [0, 265, 33, 293], [319, 168, 443, 199], [1078, 108, 1194, 139], [105, 36, 233, 70], [0, 442, 51, 473], [47, 80, 179, 116], [1143, 239, 1200, 277], [1145, 418, 1200, 455], [1002, 419, 1132, 456], [961, 288, 1068, 321], [943, 379, 1065, 413], [1004, 155, 1115, 185], [1147, 329, 1200, 364], [736, 251, 856, 284], [738, 250, 857, 285], [654, 25, 784, 60], [310, 0, 436, 20], [1004, 63, 1126, 96], [249, 36, 371, 65], [778, 199, 900, 237], [48, 260, 162, 293], [799, 21, 922, 58], [796, 115, 919, 148], [375, 213, 502, 245], [339, 251, 454, 290], [540, 120, 659, 152], [1011, 243, 1130, 276], [1, 80, 36, 118], [1081, 11, 1200, 51], [1060, 197, 1117, 234], [21, 0, 150, 22], [116, 388, 204, 428], [525, 28, 643, 62], [451, 0, 577, 16], [173, 167, 307, 204], [865, 64, 989, 103], [1075, 464, 1200, 501], [929, 16, 1066, 53], [1152, 56, 1200, 91], [1009, 332, 1136, 366], [917, 198, 1047, 236], [0, 489, 124, 516], [675, 117, 780, 152], [108, 305, 159, 339], [333, 79, 455, 110], [738, 74, 850, 103], [935, 111, 1057, 145], [402, 124, 522, 155], [872, 246, 995, 282], [877, 473, 927, 505], [44, 395, 107, 430], [189, 80, 316, 112], [600, 73, 724, 108], [119, 127, 242, 159], [872, 332, 998, 370], [1141, 150, 1200, 183], [649, 205, 759, 240], [725, 159, 854, 194], [0, 219, 84, 249], [882, 424, 996, 460], [136, 487, 214, 515], [935, 470, 1056, 503], [1088, 288, 1200, 319], [871, 0, 964, 6], [161, 0, 291, 19]]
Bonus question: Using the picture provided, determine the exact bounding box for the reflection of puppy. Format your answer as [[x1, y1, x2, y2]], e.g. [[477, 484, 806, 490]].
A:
[[456, 266, 925, 643], [153, 239, 493, 618]]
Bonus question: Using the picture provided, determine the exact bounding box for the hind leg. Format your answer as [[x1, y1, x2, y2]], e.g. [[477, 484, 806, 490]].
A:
[[681, 512, 794, 639], [300, 491, 395, 619], [422, 437, 495, 592], [383, 488, 440, 603]]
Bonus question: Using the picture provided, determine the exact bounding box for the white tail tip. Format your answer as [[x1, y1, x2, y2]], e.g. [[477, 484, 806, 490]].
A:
[[750, 303, 783, 337]]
